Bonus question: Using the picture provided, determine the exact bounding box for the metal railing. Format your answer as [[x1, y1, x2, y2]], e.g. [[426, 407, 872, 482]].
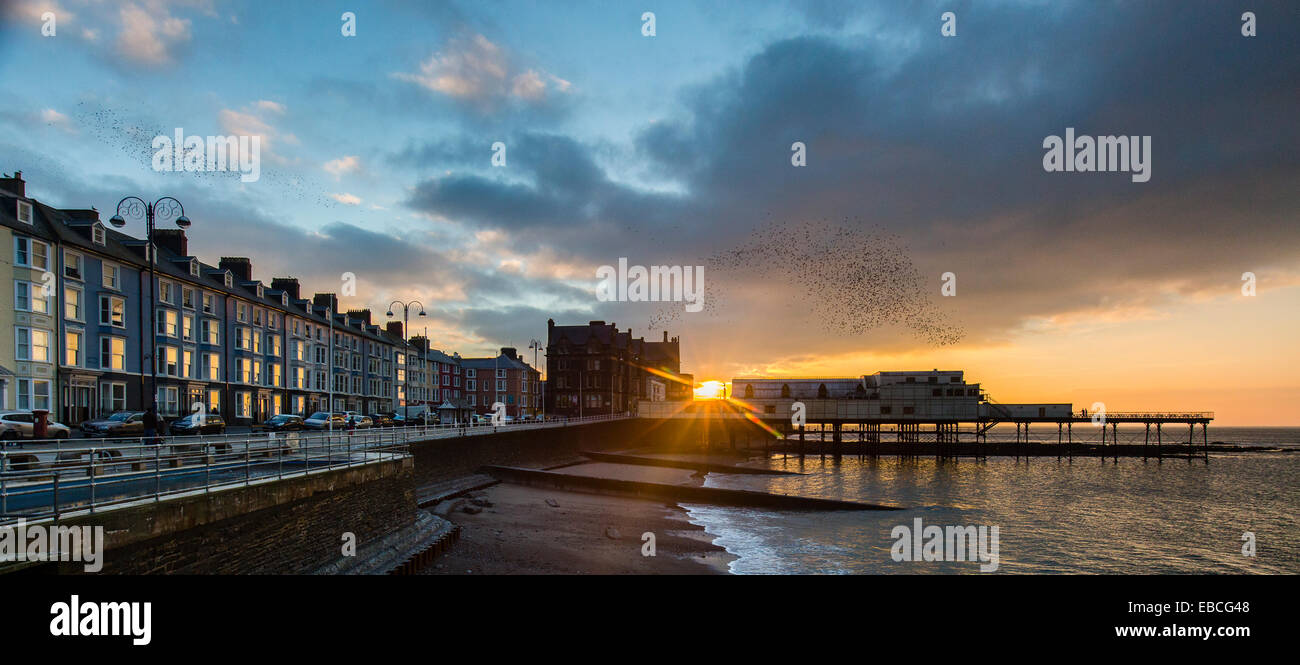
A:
[[0, 412, 631, 524]]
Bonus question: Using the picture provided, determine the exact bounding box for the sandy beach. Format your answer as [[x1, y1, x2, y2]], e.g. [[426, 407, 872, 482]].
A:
[[424, 467, 734, 574]]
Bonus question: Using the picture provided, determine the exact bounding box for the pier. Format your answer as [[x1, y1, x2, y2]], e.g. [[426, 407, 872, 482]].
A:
[[637, 370, 1217, 464]]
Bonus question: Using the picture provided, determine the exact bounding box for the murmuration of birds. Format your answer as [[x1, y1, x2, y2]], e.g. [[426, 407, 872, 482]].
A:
[[647, 219, 965, 347]]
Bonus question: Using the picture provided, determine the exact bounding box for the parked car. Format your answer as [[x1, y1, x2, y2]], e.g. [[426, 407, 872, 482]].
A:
[[170, 413, 227, 435], [0, 411, 72, 440], [367, 413, 397, 428], [304, 412, 345, 430], [344, 413, 373, 429], [255, 414, 305, 432], [80, 411, 146, 437]]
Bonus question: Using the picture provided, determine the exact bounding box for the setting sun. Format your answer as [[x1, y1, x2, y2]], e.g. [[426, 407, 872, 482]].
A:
[[694, 380, 727, 400]]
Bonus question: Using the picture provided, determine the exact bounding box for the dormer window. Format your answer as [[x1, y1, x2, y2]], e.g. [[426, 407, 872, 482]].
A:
[[92, 223, 106, 245], [256, 284, 264, 298], [16, 200, 33, 224], [223, 272, 233, 288], [189, 259, 199, 276], [281, 293, 289, 306]]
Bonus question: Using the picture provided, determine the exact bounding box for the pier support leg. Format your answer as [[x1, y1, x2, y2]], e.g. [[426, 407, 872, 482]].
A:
[[1112, 422, 1119, 464], [799, 424, 805, 459], [832, 422, 842, 461], [1100, 421, 1106, 463], [1067, 422, 1072, 463], [1156, 423, 1162, 462], [1202, 423, 1209, 464], [1057, 422, 1062, 461], [1188, 423, 1194, 464]]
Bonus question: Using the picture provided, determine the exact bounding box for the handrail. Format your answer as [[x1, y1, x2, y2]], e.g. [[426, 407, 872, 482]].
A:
[[0, 413, 632, 524]]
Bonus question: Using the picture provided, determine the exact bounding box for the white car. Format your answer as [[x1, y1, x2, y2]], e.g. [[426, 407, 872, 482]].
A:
[[0, 411, 72, 440]]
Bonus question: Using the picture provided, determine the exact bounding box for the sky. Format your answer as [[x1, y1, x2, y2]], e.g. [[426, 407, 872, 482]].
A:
[[1, 0, 1297, 425]]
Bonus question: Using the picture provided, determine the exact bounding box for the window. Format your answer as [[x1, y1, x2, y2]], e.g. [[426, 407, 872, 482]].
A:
[[182, 314, 195, 342], [92, 224, 106, 245], [63, 251, 83, 280], [270, 363, 282, 387], [157, 345, 179, 376], [253, 308, 263, 326], [157, 386, 179, 416], [64, 286, 82, 321], [497, 369, 506, 379], [182, 349, 194, 379], [466, 369, 476, 378], [99, 295, 126, 327], [202, 293, 215, 314], [208, 389, 221, 413], [236, 303, 249, 323], [224, 273, 233, 288], [205, 353, 221, 380], [100, 337, 126, 370], [201, 319, 219, 345], [18, 378, 51, 410], [14, 236, 50, 269], [102, 263, 121, 290], [157, 309, 179, 337], [100, 382, 126, 411], [16, 200, 34, 224], [182, 287, 195, 309], [293, 366, 305, 389], [189, 259, 200, 277], [467, 379, 476, 391], [14, 281, 51, 314], [65, 330, 82, 366], [236, 392, 251, 418], [16, 327, 50, 362]]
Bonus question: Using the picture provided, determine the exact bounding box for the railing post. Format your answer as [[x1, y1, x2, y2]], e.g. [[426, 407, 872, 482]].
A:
[[245, 437, 251, 486], [89, 448, 97, 513], [0, 450, 6, 517], [53, 472, 60, 518], [154, 442, 161, 502]]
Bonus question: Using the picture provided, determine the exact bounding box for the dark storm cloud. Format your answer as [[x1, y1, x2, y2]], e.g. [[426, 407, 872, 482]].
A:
[[400, 0, 1300, 355]]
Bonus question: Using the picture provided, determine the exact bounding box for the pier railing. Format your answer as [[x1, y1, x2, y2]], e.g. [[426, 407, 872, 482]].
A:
[[0, 413, 631, 524]]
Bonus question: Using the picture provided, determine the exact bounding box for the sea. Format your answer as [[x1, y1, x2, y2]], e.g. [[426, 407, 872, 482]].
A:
[[680, 426, 1300, 574]]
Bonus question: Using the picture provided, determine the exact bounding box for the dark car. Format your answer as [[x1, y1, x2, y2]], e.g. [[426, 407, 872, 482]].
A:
[[81, 411, 146, 437], [368, 413, 397, 428], [256, 414, 305, 432], [169, 413, 227, 435]]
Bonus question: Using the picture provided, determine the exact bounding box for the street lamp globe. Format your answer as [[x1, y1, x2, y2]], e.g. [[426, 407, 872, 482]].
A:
[[176, 215, 191, 229], [109, 214, 126, 228]]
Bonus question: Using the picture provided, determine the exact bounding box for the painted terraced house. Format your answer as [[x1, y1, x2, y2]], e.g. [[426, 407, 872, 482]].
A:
[[1, 171, 567, 428], [0, 172, 418, 426]]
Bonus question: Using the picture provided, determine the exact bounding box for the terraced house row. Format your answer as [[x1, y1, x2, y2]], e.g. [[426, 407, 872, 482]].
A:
[[0, 172, 540, 427]]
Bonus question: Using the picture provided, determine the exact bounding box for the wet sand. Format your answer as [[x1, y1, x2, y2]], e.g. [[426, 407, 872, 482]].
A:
[[424, 478, 734, 575]]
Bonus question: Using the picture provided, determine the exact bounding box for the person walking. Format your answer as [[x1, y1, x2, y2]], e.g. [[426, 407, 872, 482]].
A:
[[144, 406, 159, 445]]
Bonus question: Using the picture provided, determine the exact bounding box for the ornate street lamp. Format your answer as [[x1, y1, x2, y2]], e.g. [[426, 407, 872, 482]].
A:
[[110, 196, 191, 413], [387, 300, 426, 411]]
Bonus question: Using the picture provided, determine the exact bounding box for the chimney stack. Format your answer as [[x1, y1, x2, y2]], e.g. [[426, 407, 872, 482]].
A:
[[271, 277, 301, 300], [346, 308, 372, 326], [0, 171, 25, 197], [219, 257, 252, 281], [313, 293, 339, 313], [153, 228, 188, 257], [386, 321, 404, 339]]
